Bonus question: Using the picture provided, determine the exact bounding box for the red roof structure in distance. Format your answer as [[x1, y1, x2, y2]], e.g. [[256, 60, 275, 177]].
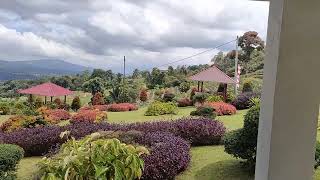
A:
[[188, 65, 236, 84], [18, 82, 74, 97]]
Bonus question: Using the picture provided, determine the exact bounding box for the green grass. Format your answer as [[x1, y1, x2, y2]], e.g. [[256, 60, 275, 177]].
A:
[[107, 106, 196, 124], [176, 146, 253, 180]]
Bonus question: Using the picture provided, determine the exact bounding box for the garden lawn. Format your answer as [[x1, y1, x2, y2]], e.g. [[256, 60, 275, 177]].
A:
[[107, 106, 196, 123]]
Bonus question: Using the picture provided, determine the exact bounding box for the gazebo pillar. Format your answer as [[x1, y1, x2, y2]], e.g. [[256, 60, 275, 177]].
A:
[[64, 95, 67, 103], [201, 82, 204, 92], [255, 0, 320, 179], [50, 96, 53, 102], [197, 81, 200, 91], [44, 96, 47, 104]]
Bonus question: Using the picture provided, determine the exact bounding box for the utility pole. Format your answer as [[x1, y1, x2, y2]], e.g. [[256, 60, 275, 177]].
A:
[[234, 36, 239, 96], [123, 56, 126, 82]]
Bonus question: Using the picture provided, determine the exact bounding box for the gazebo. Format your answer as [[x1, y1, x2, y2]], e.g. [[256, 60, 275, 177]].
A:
[[188, 65, 236, 100], [18, 82, 74, 104]]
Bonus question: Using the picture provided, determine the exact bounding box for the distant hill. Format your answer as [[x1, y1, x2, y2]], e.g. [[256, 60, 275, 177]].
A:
[[0, 59, 91, 81]]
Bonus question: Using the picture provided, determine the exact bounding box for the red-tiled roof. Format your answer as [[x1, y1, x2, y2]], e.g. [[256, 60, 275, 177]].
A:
[[188, 65, 236, 84], [18, 82, 74, 96]]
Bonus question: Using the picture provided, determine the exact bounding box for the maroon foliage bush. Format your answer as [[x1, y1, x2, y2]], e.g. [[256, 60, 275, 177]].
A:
[[0, 126, 65, 156], [137, 132, 190, 180], [231, 92, 259, 110], [92, 92, 105, 105], [2, 117, 225, 157], [177, 98, 193, 107], [107, 103, 138, 112], [45, 109, 71, 121], [71, 110, 107, 123], [205, 102, 237, 116], [139, 89, 148, 102]]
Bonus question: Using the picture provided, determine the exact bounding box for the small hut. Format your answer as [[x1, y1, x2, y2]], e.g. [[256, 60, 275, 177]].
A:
[[188, 65, 236, 100], [18, 82, 74, 104]]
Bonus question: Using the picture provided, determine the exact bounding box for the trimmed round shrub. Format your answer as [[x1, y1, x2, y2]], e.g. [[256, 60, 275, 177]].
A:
[[0, 126, 65, 156], [205, 102, 237, 116], [93, 105, 109, 111], [137, 132, 190, 180], [107, 103, 138, 112], [71, 110, 107, 123], [162, 92, 175, 102], [224, 104, 260, 170], [0, 115, 47, 132], [0, 144, 24, 180], [71, 96, 81, 111], [231, 92, 259, 110], [39, 108, 71, 123], [145, 101, 178, 116], [190, 106, 217, 119], [177, 98, 193, 107]]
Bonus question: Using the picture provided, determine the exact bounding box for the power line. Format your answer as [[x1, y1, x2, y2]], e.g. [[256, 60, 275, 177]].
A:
[[156, 39, 236, 68]]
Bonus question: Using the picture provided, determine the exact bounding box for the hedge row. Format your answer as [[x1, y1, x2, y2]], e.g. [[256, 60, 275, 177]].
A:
[[1, 118, 225, 156]]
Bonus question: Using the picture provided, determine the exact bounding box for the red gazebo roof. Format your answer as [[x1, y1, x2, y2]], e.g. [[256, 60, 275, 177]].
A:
[[188, 65, 236, 84], [18, 82, 74, 96]]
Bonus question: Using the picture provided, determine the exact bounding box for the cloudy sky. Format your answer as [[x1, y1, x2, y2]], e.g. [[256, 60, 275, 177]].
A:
[[0, 0, 269, 72]]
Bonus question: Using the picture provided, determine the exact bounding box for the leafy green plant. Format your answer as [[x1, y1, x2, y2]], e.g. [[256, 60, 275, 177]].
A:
[[0, 102, 10, 115], [37, 133, 149, 180], [207, 95, 223, 102], [145, 101, 178, 116], [249, 97, 261, 107], [179, 81, 191, 93], [0, 144, 24, 180]]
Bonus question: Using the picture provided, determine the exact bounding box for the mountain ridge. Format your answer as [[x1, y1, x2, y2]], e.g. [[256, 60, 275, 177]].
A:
[[0, 59, 92, 81]]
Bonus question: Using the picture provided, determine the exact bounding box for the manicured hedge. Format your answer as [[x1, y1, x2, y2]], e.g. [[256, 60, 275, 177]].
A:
[[1, 126, 65, 156], [205, 102, 237, 116], [0, 144, 24, 179], [43, 109, 71, 122], [107, 103, 138, 112], [177, 98, 193, 107], [137, 132, 190, 180], [145, 101, 178, 116], [71, 109, 107, 123], [1, 117, 225, 156]]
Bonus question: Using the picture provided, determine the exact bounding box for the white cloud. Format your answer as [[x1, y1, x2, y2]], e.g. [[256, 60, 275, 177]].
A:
[[0, 0, 269, 71]]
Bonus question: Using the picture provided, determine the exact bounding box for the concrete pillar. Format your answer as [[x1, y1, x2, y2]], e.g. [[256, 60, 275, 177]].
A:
[[255, 0, 320, 180]]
